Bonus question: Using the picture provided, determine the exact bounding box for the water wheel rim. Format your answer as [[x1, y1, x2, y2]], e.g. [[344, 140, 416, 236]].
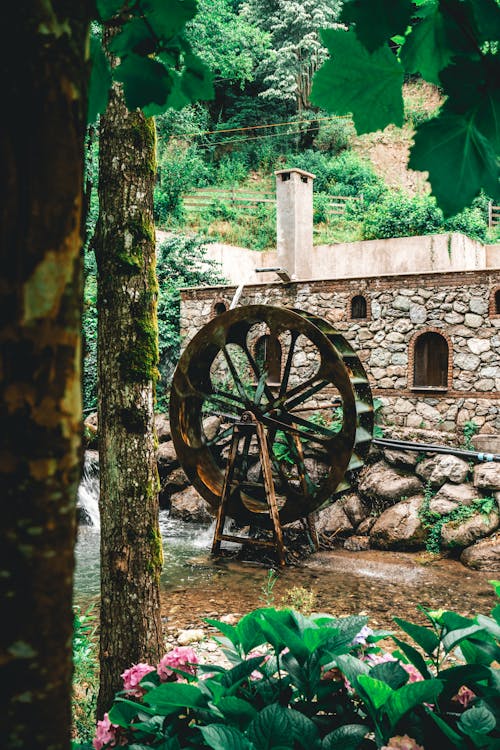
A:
[[169, 305, 373, 527]]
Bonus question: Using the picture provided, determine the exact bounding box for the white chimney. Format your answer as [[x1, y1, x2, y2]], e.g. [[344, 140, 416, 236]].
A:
[[275, 168, 315, 281]]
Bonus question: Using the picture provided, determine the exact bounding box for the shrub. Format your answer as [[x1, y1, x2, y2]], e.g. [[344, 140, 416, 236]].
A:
[[154, 142, 214, 225], [93, 583, 500, 750], [362, 192, 443, 240], [313, 116, 356, 154], [72, 605, 98, 744]]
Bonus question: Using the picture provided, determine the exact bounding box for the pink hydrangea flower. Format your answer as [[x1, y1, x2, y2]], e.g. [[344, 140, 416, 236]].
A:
[[381, 735, 424, 750], [454, 685, 476, 707], [401, 662, 423, 683], [93, 713, 119, 750], [157, 646, 199, 681], [121, 662, 155, 696], [247, 647, 270, 680]]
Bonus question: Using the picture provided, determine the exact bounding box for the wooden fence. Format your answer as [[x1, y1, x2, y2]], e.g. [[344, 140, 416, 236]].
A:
[[183, 187, 364, 218], [488, 201, 500, 228]]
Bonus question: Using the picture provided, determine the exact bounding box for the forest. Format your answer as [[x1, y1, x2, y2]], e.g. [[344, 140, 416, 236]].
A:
[[2, 2, 500, 750]]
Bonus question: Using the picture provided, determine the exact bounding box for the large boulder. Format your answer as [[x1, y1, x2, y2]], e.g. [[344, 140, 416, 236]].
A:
[[383, 449, 419, 470], [429, 483, 478, 515], [342, 493, 368, 527], [169, 486, 215, 524], [473, 463, 500, 493], [416, 455, 469, 487], [316, 502, 354, 537], [358, 461, 423, 504], [369, 496, 427, 550], [157, 440, 179, 473], [461, 533, 500, 572], [441, 510, 499, 549]]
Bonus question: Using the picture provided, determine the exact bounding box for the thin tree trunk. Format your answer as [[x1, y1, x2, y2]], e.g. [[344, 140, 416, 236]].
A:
[[95, 56, 163, 716], [0, 3, 91, 748]]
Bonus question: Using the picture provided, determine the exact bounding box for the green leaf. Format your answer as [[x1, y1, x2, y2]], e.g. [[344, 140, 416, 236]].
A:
[[385, 680, 443, 730], [311, 29, 404, 135], [459, 705, 496, 736], [96, 0, 125, 20], [400, 5, 453, 84], [109, 18, 155, 58], [199, 724, 255, 750], [205, 618, 240, 648], [321, 724, 368, 750], [370, 660, 409, 689], [247, 704, 293, 750], [335, 654, 370, 687], [468, 0, 500, 42], [393, 617, 440, 656], [88, 36, 111, 124], [441, 624, 486, 652], [114, 55, 172, 111], [341, 0, 414, 52], [143, 0, 198, 38], [216, 697, 258, 728], [180, 53, 214, 102], [427, 710, 468, 749], [477, 614, 500, 640], [392, 636, 432, 680], [410, 111, 500, 215], [220, 656, 266, 689], [284, 708, 320, 748], [356, 674, 393, 710], [143, 681, 205, 713], [108, 697, 158, 726]]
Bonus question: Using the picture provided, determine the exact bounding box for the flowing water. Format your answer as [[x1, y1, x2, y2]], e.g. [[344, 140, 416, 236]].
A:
[[75, 457, 497, 631]]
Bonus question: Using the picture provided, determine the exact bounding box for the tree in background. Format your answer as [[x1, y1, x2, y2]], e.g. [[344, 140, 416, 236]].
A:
[[242, 0, 343, 113]]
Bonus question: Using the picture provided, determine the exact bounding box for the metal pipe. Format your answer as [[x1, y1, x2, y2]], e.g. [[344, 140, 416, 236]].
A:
[[373, 437, 500, 463]]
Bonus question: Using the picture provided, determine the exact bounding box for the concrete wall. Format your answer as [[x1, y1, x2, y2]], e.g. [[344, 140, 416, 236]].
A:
[[162, 232, 493, 287]]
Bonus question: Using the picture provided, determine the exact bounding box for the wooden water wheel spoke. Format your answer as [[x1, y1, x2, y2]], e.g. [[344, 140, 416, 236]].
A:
[[170, 305, 374, 529]]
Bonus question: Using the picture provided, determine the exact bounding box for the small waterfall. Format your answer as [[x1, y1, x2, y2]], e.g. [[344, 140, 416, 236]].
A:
[[77, 451, 100, 529]]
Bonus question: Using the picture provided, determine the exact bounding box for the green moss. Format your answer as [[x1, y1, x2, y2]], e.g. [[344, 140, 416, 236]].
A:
[[131, 118, 157, 174], [119, 283, 159, 384], [147, 522, 163, 576]]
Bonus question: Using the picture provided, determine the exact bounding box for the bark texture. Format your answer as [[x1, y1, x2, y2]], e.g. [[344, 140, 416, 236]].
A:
[[96, 57, 163, 715], [0, 3, 90, 748]]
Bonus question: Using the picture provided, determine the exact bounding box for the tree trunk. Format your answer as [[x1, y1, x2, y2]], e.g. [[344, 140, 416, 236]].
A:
[[96, 61, 163, 715], [0, 4, 90, 749]]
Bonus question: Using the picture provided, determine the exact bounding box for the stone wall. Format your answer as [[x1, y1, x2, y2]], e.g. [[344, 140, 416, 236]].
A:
[[180, 268, 500, 440]]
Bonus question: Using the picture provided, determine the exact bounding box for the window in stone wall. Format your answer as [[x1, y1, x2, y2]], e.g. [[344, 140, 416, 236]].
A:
[[351, 294, 367, 319], [413, 331, 449, 389], [495, 289, 500, 314], [254, 334, 282, 385], [213, 301, 228, 316]]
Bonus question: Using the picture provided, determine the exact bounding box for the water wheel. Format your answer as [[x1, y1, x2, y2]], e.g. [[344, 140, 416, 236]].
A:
[[169, 305, 373, 529]]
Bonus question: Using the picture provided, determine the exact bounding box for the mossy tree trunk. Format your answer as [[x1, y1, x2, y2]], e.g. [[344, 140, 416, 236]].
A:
[[95, 43, 163, 716], [0, 4, 90, 748]]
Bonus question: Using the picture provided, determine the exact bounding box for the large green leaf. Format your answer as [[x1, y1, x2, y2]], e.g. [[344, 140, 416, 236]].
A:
[[459, 705, 497, 736], [356, 675, 393, 710], [400, 4, 453, 84], [216, 697, 258, 728], [96, 0, 125, 20], [88, 36, 111, 124], [199, 724, 255, 750], [427, 710, 468, 749], [311, 29, 404, 135], [143, 0, 198, 38], [441, 624, 486, 653], [283, 708, 320, 748], [335, 654, 370, 688], [393, 617, 440, 656], [143, 681, 205, 713], [385, 680, 443, 730], [109, 18, 155, 58], [370, 660, 409, 689], [247, 704, 293, 750], [114, 55, 172, 110], [341, 0, 414, 52], [181, 53, 214, 102], [467, 0, 500, 42], [321, 724, 368, 750], [477, 615, 500, 641]]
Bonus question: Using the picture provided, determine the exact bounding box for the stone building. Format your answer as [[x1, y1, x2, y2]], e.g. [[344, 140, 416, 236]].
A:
[[177, 168, 500, 446]]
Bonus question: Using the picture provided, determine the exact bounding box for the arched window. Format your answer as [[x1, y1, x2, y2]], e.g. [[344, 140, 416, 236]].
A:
[[495, 289, 500, 315], [213, 301, 228, 316], [351, 294, 367, 319], [413, 332, 449, 388], [254, 334, 282, 385]]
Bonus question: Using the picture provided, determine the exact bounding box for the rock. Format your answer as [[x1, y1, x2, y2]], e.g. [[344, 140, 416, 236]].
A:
[[219, 613, 241, 625], [416, 455, 470, 487], [157, 440, 179, 472], [160, 466, 190, 500], [472, 436, 500, 455], [432, 482, 477, 507], [428, 498, 461, 516], [169, 486, 215, 524], [84, 412, 98, 448], [203, 416, 222, 441], [473, 463, 500, 492], [357, 516, 376, 535], [154, 413, 171, 442], [461, 533, 500, 571], [342, 494, 367, 527], [344, 535, 370, 551], [370, 496, 427, 550], [77, 505, 94, 526], [358, 461, 423, 503], [383, 449, 419, 469], [316, 502, 354, 536], [441, 511, 499, 549], [176, 629, 205, 646]]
